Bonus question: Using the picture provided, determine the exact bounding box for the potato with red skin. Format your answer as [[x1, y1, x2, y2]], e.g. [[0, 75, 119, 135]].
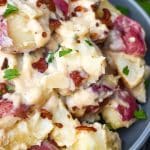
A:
[[102, 89, 138, 129], [108, 15, 146, 56]]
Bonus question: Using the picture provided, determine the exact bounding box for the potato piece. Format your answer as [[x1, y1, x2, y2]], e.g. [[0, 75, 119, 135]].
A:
[[70, 123, 121, 150], [102, 89, 137, 129], [2, 12, 50, 53], [102, 104, 135, 129], [106, 52, 145, 88], [132, 82, 146, 103]]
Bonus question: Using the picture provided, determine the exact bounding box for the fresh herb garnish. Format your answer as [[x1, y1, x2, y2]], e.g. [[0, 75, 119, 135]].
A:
[[85, 39, 93, 46], [3, 4, 19, 17], [123, 66, 129, 76], [3, 68, 20, 80], [136, 0, 150, 16], [46, 52, 55, 63], [134, 109, 147, 120], [116, 5, 129, 15], [59, 48, 72, 57], [6, 85, 15, 92]]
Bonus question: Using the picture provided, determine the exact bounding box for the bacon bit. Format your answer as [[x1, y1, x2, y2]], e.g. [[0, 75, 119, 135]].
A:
[[74, 6, 86, 12], [91, 3, 99, 12], [32, 58, 48, 73], [70, 71, 85, 87], [100, 8, 113, 29], [85, 105, 100, 114], [72, 106, 79, 111], [67, 114, 71, 118], [14, 104, 30, 119], [0, 83, 7, 95], [71, 12, 77, 17], [90, 33, 99, 41], [0, 100, 13, 118], [0, 0, 7, 6], [96, 22, 99, 27], [54, 122, 63, 128], [1, 58, 8, 70], [42, 32, 47, 38], [40, 108, 53, 120], [36, 0, 56, 12], [49, 18, 61, 30], [76, 125, 97, 132]]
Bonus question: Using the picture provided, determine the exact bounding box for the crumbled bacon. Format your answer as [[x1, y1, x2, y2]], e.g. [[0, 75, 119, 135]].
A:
[[90, 33, 99, 42], [42, 32, 47, 38], [100, 8, 113, 29], [1, 58, 8, 70], [54, 122, 63, 128], [0, 0, 7, 6], [28, 139, 60, 150], [0, 99, 30, 119], [40, 108, 53, 120], [36, 0, 56, 12], [76, 125, 97, 132], [0, 82, 7, 95], [49, 18, 61, 30], [14, 104, 30, 119], [74, 6, 86, 12], [85, 105, 100, 114], [32, 58, 48, 73], [69, 71, 85, 87]]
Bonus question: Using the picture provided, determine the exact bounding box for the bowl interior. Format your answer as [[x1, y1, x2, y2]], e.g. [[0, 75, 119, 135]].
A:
[[109, 0, 150, 150]]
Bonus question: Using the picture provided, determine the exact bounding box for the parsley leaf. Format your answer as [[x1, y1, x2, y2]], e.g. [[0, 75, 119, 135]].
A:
[[123, 66, 129, 76], [136, 0, 150, 15], [3, 4, 19, 17], [144, 78, 150, 90], [46, 52, 55, 63], [6, 85, 15, 92], [3, 68, 20, 80], [134, 109, 147, 120], [116, 5, 129, 15], [59, 48, 72, 57], [85, 39, 93, 46]]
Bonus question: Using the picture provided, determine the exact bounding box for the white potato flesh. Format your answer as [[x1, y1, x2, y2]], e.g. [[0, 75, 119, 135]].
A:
[[7, 13, 36, 52], [2, 12, 50, 53], [132, 82, 146, 103], [102, 98, 135, 129], [106, 52, 145, 88]]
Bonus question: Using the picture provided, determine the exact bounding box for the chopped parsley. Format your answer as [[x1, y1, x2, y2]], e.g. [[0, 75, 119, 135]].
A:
[[116, 5, 129, 15], [3, 68, 20, 80], [3, 4, 19, 17], [46, 52, 55, 63], [134, 109, 147, 120], [59, 48, 72, 57], [123, 66, 129, 76], [85, 39, 93, 46], [6, 85, 15, 92]]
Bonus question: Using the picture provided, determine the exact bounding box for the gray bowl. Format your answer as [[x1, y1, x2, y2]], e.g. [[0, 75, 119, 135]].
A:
[[109, 0, 150, 150]]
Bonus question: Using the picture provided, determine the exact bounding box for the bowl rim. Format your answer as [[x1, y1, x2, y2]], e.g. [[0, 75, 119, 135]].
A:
[[124, 0, 150, 150]]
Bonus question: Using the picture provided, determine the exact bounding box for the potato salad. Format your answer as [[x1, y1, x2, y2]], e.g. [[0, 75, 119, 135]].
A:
[[0, 0, 149, 149]]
